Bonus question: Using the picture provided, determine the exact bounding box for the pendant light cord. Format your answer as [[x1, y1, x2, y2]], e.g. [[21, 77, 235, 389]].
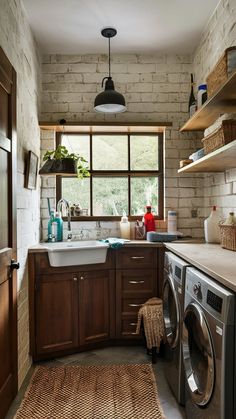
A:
[[108, 36, 111, 78]]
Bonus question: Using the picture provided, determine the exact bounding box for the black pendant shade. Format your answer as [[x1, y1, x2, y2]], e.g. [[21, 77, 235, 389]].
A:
[[94, 28, 126, 114]]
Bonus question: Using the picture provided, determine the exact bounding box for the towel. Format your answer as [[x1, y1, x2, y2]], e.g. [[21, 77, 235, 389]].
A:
[[136, 297, 165, 350]]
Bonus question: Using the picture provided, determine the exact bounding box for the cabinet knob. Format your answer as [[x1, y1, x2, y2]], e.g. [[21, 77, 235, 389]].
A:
[[73, 276, 78, 281], [80, 276, 85, 280]]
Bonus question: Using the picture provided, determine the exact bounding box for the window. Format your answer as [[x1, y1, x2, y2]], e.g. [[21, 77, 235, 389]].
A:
[[56, 130, 164, 220]]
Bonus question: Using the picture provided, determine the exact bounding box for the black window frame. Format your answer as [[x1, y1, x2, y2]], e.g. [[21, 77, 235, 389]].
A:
[[56, 131, 164, 220]]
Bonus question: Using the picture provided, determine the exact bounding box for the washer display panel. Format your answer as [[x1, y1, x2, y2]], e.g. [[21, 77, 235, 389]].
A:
[[182, 302, 215, 406]]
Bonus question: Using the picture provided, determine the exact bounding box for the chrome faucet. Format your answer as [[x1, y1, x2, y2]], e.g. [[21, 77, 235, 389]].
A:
[[57, 198, 72, 241]]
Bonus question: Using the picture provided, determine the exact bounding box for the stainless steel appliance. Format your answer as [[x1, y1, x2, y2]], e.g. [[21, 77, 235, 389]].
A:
[[163, 251, 190, 405], [183, 267, 235, 419]]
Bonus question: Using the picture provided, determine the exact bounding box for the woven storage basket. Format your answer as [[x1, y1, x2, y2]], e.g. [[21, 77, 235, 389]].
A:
[[220, 224, 236, 251], [202, 119, 236, 154], [206, 46, 236, 97]]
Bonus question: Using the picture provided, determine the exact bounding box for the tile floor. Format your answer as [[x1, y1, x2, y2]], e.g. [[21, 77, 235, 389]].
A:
[[6, 346, 186, 419]]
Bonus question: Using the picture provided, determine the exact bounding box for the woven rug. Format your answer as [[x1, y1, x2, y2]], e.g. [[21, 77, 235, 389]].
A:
[[14, 364, 165, 419]]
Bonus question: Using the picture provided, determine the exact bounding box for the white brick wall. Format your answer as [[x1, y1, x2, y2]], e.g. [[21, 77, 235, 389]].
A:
[[0, 0, 41, 387], [193, 0, 236, 220], [40, 53, 205, 239]]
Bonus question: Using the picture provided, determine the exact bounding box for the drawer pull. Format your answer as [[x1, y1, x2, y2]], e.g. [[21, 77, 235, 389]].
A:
[[130, 322, 137, 326], [131, 256, 145, 259], [131, 332, 137, 335], [129, 280, 145, 284], [128, 303, 142, 307], [73, 276, 78, 282]]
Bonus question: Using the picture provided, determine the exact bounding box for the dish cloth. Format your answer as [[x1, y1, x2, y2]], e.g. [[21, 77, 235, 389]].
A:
[[100, 237, 129, 249], [136, 297, 165, 351]]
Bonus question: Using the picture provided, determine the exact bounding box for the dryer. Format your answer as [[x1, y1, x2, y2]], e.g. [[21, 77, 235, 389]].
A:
[[163, 251, 190, 405], [182, 267, 235, 419]]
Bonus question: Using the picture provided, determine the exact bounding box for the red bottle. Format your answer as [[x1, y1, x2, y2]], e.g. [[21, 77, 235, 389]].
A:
[[143, 205, 155, 232]]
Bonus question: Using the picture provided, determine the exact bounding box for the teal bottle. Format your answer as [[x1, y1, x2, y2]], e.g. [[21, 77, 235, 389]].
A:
[[54, 211, 63, 241], [48, 210, 55, 242]]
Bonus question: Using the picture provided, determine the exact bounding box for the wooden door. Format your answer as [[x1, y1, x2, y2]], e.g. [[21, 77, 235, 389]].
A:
[[35, 273, 78, 356], [0, 48, 17, 419], [79, 270, 115, 345]]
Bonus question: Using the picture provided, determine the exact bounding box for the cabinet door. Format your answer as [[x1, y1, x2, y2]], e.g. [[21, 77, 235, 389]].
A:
[[35, 273, 78, 355], [79, 270, 115, 345]]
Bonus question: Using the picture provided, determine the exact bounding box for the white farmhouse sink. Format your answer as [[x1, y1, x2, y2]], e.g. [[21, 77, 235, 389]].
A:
[[45, 240, 109, 267]]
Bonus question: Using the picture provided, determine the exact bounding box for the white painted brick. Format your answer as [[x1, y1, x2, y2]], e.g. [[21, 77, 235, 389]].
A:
[[127, 63, 156, 73], [179, 188, 196, 198], [43, 63, 69, 73], [69, 63, 97, 73], [126, 83, 152, 93], [97, 63, 127, 73]]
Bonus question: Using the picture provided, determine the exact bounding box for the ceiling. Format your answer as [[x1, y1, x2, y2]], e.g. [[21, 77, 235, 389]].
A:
[[22, 0, 220, 55]]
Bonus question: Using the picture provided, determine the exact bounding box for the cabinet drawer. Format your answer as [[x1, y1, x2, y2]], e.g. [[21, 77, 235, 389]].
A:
[[116, 248, 156, 269], [121, 319, 140, 336], [122, 298, 147, 314], [120, 269, 156, 295]]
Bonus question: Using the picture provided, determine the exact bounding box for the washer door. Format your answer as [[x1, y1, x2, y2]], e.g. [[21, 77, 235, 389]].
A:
[[182, 302, 215, 406], [163, 273, 180, 348]]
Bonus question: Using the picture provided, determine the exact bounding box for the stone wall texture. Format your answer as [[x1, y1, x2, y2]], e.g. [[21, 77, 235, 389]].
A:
[[193, 0, 236, 219], [0, 0, 41, 387]]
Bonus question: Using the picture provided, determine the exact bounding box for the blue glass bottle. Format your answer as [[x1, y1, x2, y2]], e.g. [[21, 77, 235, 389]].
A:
[[54, 211, 63, 241]]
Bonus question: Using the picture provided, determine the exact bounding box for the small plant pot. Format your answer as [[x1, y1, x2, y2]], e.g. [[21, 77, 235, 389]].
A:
[[39, 158, 78, 176]]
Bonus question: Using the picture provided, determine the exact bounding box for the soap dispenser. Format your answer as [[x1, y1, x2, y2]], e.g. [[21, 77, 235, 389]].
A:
[[120, 211, 130, 240]]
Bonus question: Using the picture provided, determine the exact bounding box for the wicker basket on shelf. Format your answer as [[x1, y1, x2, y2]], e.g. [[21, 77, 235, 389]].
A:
[[202, 119, 236, 154], [219, 224, 236, 251], [206, 46, 236, 97]]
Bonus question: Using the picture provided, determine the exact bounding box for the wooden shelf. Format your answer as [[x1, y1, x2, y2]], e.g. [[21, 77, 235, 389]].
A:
[[180, 71, 236, 132], [178, 140, 236, 173]]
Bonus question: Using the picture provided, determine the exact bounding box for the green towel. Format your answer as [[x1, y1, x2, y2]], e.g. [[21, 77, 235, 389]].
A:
[[100, 238, 127, 249]]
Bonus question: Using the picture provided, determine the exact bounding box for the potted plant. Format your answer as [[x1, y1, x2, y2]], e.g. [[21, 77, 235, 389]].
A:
[[39, 145, 90, 178]]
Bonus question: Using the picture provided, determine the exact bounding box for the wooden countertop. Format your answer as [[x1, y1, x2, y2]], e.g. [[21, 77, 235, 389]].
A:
[[165, 242, 236, 292]]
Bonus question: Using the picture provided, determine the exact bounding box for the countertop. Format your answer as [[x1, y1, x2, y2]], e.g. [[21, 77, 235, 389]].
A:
[[165, 242, 236, 292], [28, 240, 164, 253]]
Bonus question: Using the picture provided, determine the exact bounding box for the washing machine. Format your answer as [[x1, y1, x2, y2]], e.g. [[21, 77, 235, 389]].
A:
[[163, 251, 190, 405], [182, 267, 235, 419]]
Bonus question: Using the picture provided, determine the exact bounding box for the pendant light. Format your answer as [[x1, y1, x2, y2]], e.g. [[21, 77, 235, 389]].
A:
[[94, 27, 126, 113]]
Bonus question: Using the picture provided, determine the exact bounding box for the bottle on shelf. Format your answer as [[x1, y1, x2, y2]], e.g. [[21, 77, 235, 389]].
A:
[[188, 73, 197, 118], [197, 84, 207, 109], [120, 211, 130, 239], [204, 205, 221, 243]]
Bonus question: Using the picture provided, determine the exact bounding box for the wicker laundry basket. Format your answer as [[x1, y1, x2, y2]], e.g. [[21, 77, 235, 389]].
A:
[[206, 46, 236, 97], [202, 119, 236, 154], [219, 224, 236, 251]]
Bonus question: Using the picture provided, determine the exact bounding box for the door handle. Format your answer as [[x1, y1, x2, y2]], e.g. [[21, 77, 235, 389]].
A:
[[10, 259, 20, 270]]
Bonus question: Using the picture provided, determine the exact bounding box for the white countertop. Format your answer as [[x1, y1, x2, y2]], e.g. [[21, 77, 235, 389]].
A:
[[165, 242, 236, 292]]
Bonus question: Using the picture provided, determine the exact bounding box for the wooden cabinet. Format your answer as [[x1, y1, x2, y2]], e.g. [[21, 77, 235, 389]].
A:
[[29, 251, 115, 361], [35, 273, 78, 354], [78, 269, 115, 345], [29, 245, 162, 360], [115, 247, 158, 339]]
